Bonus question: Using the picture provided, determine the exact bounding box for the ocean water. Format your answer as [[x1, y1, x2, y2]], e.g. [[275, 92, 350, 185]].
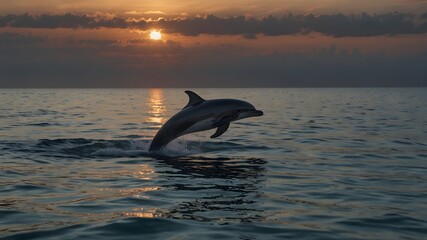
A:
[[0, 88, 426, 240]]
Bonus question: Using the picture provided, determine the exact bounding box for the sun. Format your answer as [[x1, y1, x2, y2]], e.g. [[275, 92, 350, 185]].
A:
[[149, 30, 162, 40]]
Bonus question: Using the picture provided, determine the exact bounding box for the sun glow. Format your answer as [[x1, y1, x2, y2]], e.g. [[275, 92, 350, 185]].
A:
[[149, 30, 162, 40]]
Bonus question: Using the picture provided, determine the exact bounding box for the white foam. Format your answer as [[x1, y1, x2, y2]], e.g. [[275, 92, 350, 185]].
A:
[[162, 137, 204, 156], [90, 139, 150, 157], [89, 138, 205, 158], [128, 140, 149, 151]]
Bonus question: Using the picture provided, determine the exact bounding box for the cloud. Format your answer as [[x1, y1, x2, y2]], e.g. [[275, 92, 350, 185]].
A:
[[125, 10, 167, 16], [156, 13, 427, 37], [1, 12, 427, 37], [0, 13, 128, 29], [144, 10, 167, 15], [125, 11, 143, 15]]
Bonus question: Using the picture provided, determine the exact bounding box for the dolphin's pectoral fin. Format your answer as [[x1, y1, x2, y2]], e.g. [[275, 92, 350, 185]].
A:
[[215, 113, 238, 126], [183, 90, 205, 109], [211, 122, 230, 138]]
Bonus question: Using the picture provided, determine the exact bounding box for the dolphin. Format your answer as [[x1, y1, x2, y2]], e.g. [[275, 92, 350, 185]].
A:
[[149, 90, 263, 152]]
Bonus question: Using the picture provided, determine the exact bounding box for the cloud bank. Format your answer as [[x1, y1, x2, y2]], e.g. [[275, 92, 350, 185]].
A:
[[1, 12, 427, 37]]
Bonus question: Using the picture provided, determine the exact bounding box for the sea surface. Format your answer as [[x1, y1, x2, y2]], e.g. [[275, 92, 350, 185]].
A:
[[0, 88, 426, 240]]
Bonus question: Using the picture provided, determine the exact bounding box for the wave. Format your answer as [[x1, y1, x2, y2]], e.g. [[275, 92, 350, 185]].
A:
[[35, 138, 180, 158], [0, 137, 270, 160]]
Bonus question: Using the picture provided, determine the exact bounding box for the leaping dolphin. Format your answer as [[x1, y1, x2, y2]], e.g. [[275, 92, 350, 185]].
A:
[[149, 90, 263, 152]]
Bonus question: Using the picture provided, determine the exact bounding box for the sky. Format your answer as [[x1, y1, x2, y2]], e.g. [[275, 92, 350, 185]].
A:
[[0, 0, 426, 87]]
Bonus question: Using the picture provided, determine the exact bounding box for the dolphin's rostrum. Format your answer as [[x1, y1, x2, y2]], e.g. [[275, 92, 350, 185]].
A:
[[149, 90, 263, 152]]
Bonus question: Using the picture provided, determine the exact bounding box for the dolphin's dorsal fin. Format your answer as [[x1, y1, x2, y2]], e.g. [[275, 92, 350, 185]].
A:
[[211, 122, 230, 138], [183, 90, 205, 109]]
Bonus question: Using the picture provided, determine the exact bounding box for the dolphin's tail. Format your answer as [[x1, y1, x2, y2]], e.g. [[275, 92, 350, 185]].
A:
[[148, 139, 162, 152], [149, 134, 170, 152]]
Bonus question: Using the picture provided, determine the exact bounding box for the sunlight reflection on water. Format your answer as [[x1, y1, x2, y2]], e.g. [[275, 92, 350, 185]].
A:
[[147, 88, 166, 125]]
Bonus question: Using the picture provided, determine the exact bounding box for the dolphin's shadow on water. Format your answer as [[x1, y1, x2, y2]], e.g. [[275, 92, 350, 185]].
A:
[[154, 155, 266, 179], [152, 155, 268, 223]]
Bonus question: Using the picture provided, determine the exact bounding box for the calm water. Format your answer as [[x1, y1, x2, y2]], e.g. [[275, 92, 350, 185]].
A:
[[0, 88, 426, 240]]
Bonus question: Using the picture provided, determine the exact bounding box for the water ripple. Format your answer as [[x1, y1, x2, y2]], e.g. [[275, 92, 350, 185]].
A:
[[1, 88, 426, 240]]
